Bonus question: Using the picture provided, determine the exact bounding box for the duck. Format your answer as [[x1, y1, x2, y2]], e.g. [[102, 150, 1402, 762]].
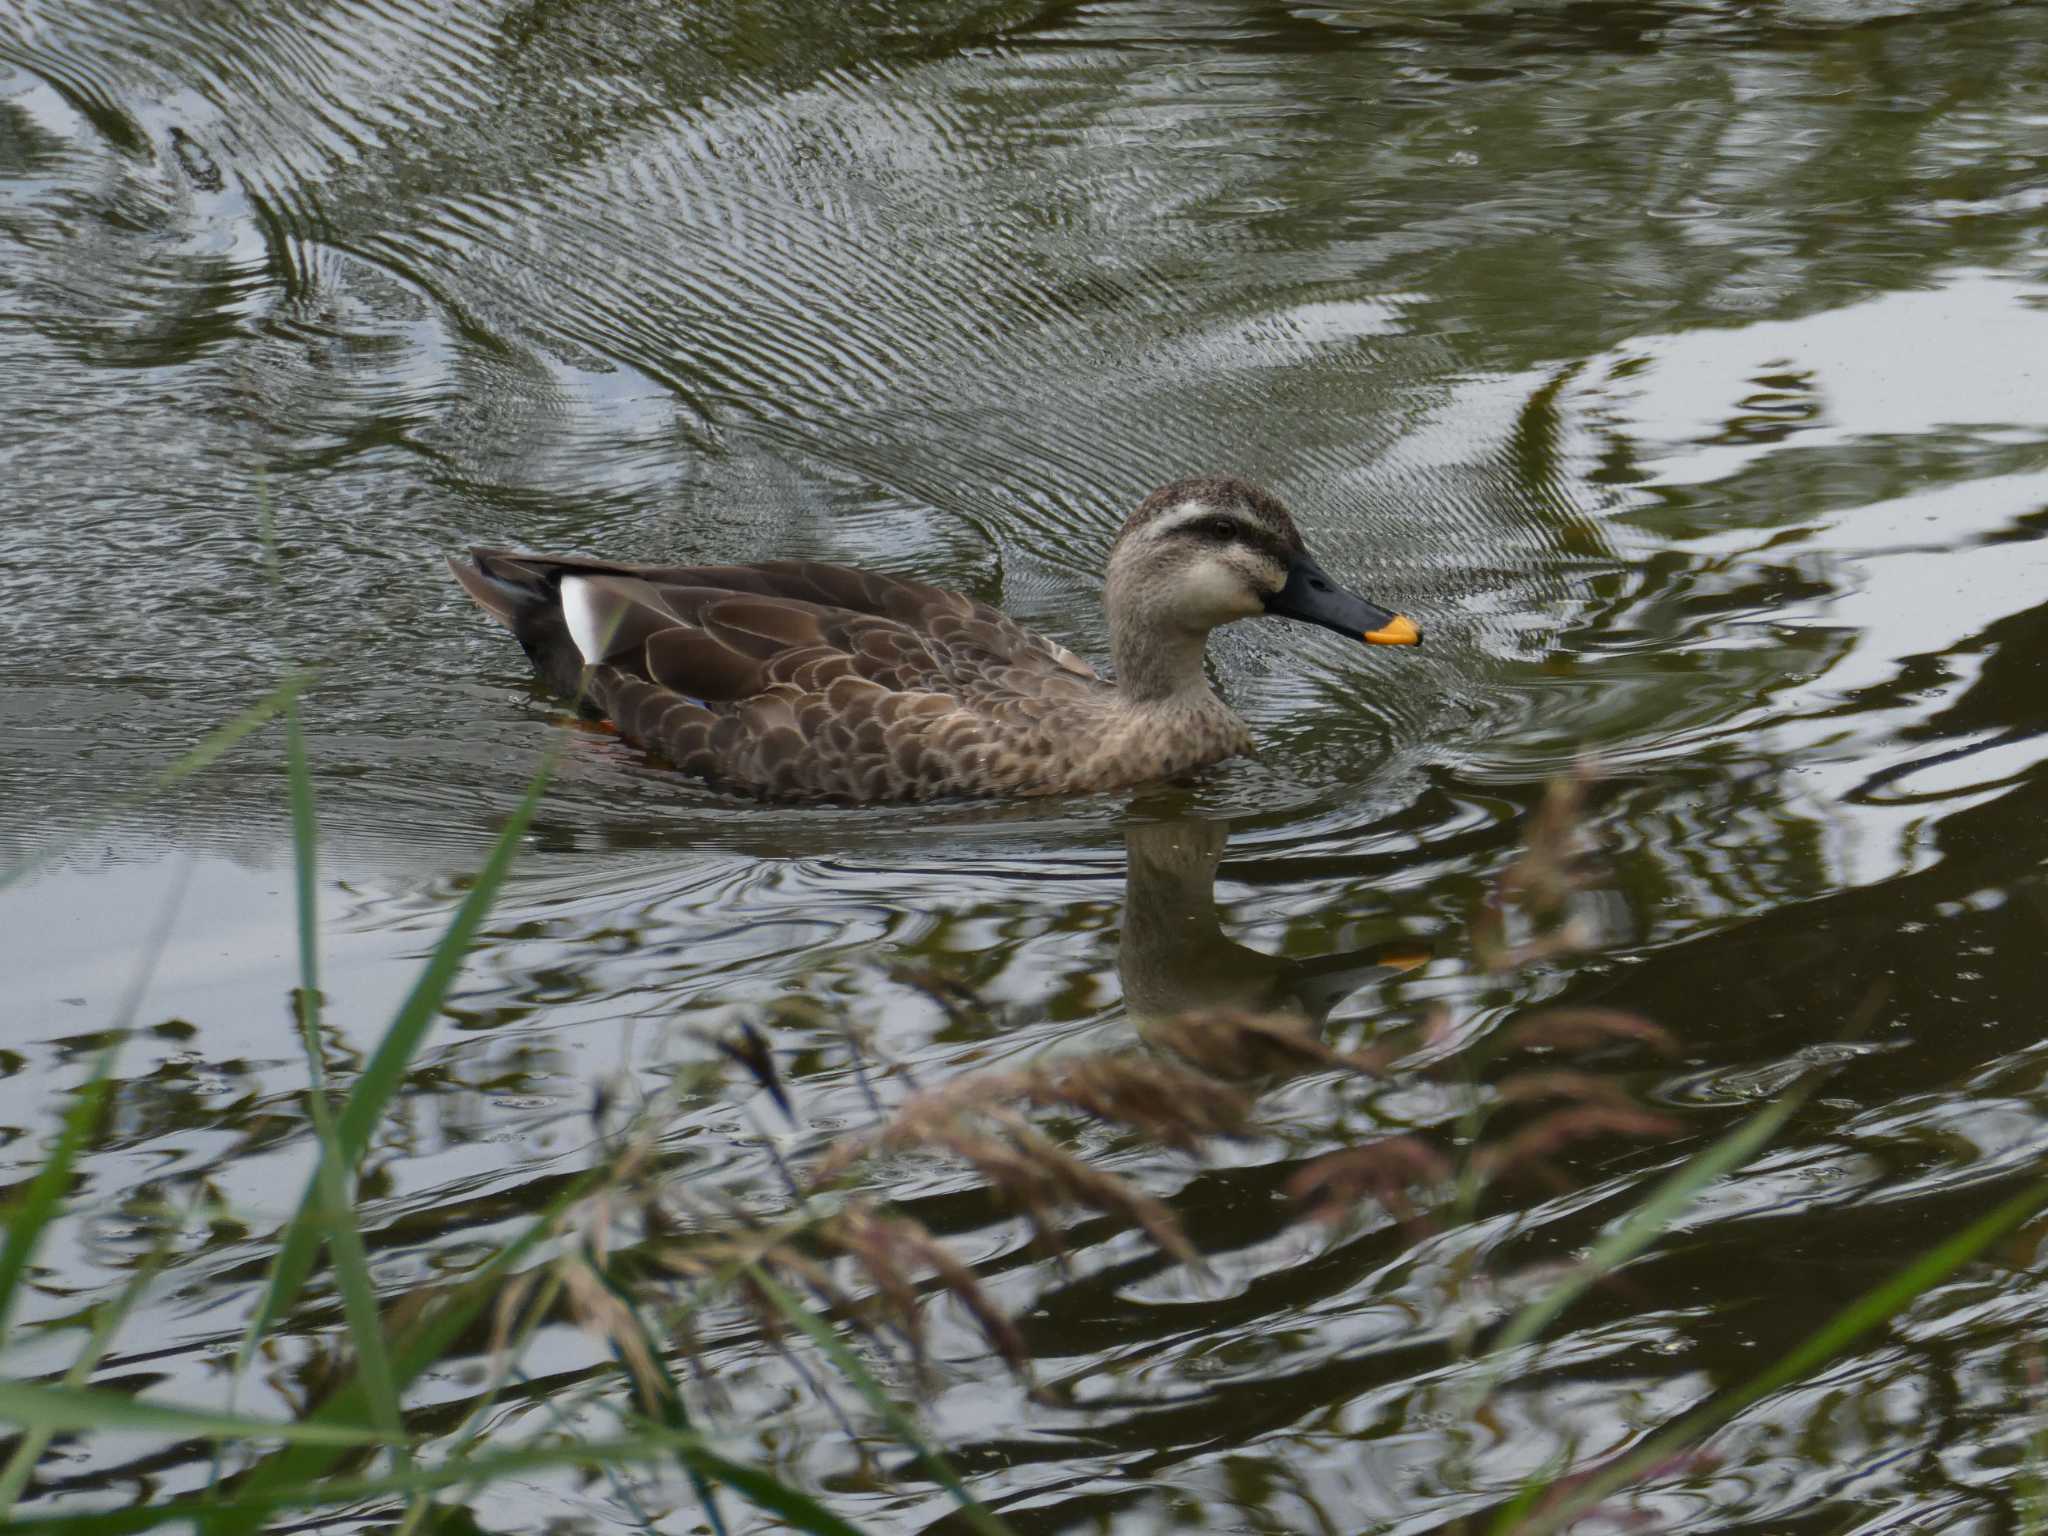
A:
[[449, 474, 1420, 803]]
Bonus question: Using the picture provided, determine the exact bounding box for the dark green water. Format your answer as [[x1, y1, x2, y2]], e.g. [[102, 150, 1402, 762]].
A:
[[7, 0, 2048, 1528]]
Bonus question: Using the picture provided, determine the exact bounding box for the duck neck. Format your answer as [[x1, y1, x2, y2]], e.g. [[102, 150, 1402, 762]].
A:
[[1112, 625, 1217, 707], [1106, 582, 1226, 708]]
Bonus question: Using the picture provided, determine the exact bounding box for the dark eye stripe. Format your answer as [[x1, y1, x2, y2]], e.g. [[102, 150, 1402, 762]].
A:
[[1166, 515, 1283, 559]]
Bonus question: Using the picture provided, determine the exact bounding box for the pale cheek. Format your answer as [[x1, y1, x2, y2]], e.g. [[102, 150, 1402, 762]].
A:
[[1175, 560, 1265, 626]]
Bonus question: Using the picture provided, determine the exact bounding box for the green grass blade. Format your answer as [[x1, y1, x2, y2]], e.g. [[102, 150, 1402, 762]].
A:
[[0, 1380, 392, 1446], [284, 697, 324, 1084], [1480, 1086, 1806, 1380], [656, 1434, 872, 1536], [1499, 1175, 2048, 1535], [1738, 1179, 2048, 1407], [217, 1131, 603, 1526], [274, 701, 406, 1455], [234, 760, 552, 1374], [1468, 1090, 1807, 1530], [0, 1208, 184, 1514], [0, 1424, 872, 1536], [744, 1263, 1013, 1536], [312, 1161, 405, 1449], [0, 1054, 115, 1346], [392, 1265, 667, 1536], [2024, 1353, 2048, 1536], [411, 1268, 562, 1467], [0, 675, 310, 893], [269, 482, 324, 1082], [329, 764, 552, 1158], [579, 1260, 728, 1536]]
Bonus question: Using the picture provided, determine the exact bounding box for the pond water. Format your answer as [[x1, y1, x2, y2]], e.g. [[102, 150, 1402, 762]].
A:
[[7, 0, 2048, 1529]]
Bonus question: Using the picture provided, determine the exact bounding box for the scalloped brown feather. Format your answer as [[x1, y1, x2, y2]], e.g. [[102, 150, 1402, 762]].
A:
[[450, 548, 1250, 803]]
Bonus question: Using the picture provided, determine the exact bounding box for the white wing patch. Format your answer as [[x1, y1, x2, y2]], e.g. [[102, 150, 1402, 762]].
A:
[[560, 576, 609, 665]]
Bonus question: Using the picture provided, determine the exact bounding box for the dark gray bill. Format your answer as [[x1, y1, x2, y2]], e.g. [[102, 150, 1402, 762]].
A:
[[1265, 554, 1422, 646]]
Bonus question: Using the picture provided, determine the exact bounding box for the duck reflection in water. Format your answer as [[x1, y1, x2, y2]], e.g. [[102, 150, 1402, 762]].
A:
[[1118, 815, 1429, 1035]]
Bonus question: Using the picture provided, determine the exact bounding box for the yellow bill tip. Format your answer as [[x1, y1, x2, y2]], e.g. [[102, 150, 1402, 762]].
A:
[[1363, 613, 1421, 646], [1375, 944, 1434, 974]]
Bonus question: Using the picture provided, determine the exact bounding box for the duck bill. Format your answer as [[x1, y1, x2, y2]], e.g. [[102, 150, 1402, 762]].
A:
[[1265, 554, 1422, 647]]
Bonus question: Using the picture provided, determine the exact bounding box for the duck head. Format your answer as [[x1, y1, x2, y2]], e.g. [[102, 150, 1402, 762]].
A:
[[1103, 475, 1420, 702]]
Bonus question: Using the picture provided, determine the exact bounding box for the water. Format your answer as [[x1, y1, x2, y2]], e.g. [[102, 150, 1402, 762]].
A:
[[6, 0, 2048, 1528]]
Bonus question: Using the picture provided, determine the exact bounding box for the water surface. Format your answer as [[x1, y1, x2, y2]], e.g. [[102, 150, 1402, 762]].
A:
[[7, 1, 2048, 1529]]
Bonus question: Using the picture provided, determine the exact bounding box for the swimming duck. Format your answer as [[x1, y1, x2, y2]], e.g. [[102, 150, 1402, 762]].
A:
[[450, 474, 1420, 802]]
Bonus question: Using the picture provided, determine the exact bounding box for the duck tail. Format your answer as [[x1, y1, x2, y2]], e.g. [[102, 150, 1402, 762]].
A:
[[450, 548, 611, 706], [448, 548, 560, 635]]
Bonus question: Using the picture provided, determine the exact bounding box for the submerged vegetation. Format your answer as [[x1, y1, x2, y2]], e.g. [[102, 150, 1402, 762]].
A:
[[7, 720, 2048, 1535]]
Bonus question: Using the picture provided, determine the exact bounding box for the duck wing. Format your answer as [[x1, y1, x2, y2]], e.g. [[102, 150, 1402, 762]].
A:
[[450, 549, 1106, 801]]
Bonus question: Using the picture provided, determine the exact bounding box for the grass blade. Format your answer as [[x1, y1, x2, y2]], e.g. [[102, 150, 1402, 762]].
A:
[[1480, 1086, 1806, 1382], [0, 1055, 115, 1346], [1497, 1174, 2048, 1534], [568, 1256, 728, 1535], [1475, 982, 1899, 1404], [0, 1424, 872, 1536], [338, 760, 554, 1160], [0, 1380, 392, 1446], [217, 1071, 600, 1526], [275, 701, 406, 1455], [0, 1212, 182, 1515], [284, 696, 323, 1083], [744, 1263, 1014, 1536], [234, 759, 552, 1375]]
